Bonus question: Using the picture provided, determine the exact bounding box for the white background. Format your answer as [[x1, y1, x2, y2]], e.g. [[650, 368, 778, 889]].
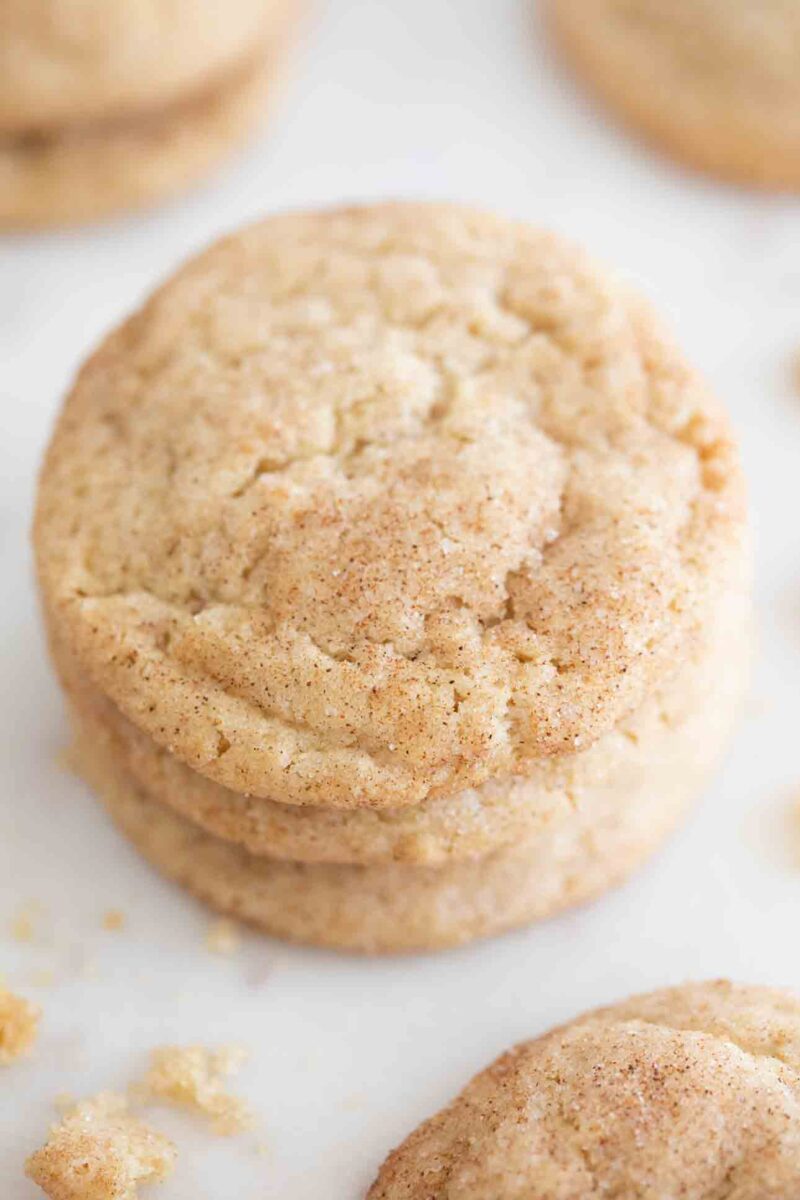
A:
[[2, 1, 800, 1195]]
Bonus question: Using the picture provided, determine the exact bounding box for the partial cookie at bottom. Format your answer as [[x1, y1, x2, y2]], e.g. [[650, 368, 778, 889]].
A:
[[367, 980, 800, 1198]]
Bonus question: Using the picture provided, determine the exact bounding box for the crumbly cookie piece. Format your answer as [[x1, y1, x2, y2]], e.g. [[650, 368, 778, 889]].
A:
[[59, 552, 750, 865], [10, 903, 38, 941], [549, 0, 800, 190], [0, 52, 274, 229], [25, 1093, 175, 1200], [35, 203, 746, 809], [102, 909, 126, 932], [0, 984, 40, 1064], [0, 0, 291, 132], [138, 1045, 253, 1135], [368, 981, 800, 1198], [205, 918, 242, 955], [74, 586, 749, 952]]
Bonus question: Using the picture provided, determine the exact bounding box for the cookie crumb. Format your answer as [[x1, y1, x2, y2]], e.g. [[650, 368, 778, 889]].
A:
[[25, 1092, 175, 1200], [102, 909, 126, 933], [0, 985, 40, 1064], [29, 967, 56, 988], [139, 1045, 253, 1135], [205, 918, 241, 956], [10, 900, 44, 943]]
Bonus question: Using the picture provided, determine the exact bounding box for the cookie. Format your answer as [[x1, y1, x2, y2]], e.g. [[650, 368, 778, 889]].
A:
[[0, 55, 274, 229], [65, 680, 565, 865], [368, 980, 800, 1196], [0, 2, 295, 226], [54, 561, 749, 864], [549, 0, 800, 190], [34, 203, 746, 810], [69, 604, 746, 953], [0, 0, 290, 132]]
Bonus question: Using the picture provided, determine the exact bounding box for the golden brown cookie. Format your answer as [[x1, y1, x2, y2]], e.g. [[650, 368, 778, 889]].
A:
[[0, 56, 274, 229], [368, 980, 800, 1197], [69, 596, 747, 952], [55, 558, 749, 865], [0, 2, 295, 226], [0, 0, 289, 132], [549, 0, 800, 190], [35, 203, 746, 809]]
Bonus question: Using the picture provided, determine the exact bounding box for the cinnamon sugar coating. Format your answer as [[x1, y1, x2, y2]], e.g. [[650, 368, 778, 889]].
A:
[[35, 203, 745, 809]]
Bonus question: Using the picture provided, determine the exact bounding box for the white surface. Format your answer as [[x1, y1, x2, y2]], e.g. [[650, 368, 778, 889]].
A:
[[2, 1, 799, 1194]]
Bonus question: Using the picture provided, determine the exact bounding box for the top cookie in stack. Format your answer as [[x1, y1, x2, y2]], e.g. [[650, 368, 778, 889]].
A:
[[34, 203, 750, 953], [0, 0, 297, 227]]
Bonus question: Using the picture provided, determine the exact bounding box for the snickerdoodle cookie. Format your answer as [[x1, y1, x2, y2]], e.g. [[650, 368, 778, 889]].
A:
[[68, 581, 746, 951], [0, 0, 294, 226], [0, 0, 288, 131], [35, 203, 747, 814], [549, 1, 800, 190], [56, 559, 748, 866], [36, 203, 750, 947], [368, 981, 800, 1196]]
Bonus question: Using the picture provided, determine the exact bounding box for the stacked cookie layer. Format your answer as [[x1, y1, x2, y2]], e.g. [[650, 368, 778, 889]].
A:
[[35, 203, 750, 952], [0, 0, 296, 227]]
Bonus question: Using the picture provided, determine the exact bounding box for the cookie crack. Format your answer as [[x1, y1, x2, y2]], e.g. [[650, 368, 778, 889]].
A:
[[606, 1015, 800, 1077], [42, 211, 745, 803]]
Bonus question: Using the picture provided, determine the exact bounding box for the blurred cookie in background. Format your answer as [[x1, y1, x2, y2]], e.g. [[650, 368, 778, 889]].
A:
[[548, 0, 800, 190], [0, 0, 298, 227]]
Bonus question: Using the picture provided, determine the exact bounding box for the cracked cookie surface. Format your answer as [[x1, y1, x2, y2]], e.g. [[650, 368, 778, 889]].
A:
[[368, 980, 800, 1198], [35, 203, 746, 809], [69, 589, 748, 950], [58, 563, 749, 865]]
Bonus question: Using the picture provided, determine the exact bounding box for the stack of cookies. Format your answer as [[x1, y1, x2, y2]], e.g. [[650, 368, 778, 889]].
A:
[[34, 203, 750, 953], [0, 0, 297, 227]]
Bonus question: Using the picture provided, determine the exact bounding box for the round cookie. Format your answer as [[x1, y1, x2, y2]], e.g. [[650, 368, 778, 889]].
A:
[[54, 562, 749, 865], [0, 0, 291, 132], [0, 55, 274, 229], [69, 607, 747, 953], [549, 0, 800, 190], [368, 980, 800, 1196], [35, 203, 746, 810]]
